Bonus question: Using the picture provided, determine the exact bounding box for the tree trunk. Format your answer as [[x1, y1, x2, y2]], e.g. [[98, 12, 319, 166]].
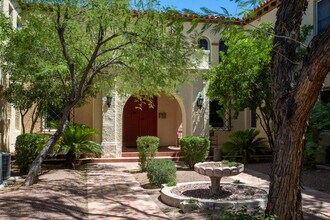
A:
[[23, 106, 72, 186], [65, 149, 76, 169], [266, 121, 305, 219], [266, 0, 330, 219]]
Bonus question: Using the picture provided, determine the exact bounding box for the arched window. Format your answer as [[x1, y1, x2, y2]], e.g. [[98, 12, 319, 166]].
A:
[[198, 38, 209, 50], [209, 100, 224, 128], [219, 40, 228, 62], [198, 38, 210, 63]]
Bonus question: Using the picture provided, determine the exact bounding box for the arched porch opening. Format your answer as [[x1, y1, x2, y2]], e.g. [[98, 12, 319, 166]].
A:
[[122, 93, 185, 152]]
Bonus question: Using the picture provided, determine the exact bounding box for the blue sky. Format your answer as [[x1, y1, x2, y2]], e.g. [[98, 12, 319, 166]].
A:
[[158, 0, 240, 16]]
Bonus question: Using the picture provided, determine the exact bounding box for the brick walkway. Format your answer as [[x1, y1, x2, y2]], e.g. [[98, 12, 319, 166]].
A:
[[87, 163, 330, 220], [87, 163, 169, 220]]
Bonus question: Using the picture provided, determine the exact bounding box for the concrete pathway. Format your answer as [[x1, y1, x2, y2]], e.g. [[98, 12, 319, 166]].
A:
[[242, 169, 330, 218], [87, 163, 330, 220], [87, 163, 169, 220]]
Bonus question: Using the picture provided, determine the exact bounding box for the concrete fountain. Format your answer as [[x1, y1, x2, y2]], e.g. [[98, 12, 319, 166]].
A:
[[160, 160, 268, 213]]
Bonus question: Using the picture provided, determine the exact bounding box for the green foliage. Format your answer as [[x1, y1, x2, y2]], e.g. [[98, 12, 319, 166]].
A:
[[0, 10, 66, 133], [222, 130, 269, 164], [15, 134, 49, 174], [208, 206, 277, 220], [53, 124, 103, 167], [0, 0, 197, 133], [221, 160, 240, 167], [207, 23, 273, 119], [137, 136, 159, 171], [233, 179, 243, 184], [147, 159, 176, 187], [180, 136, 210, 169], [206, 23, 274, 150], [305, 102, 330, 166]]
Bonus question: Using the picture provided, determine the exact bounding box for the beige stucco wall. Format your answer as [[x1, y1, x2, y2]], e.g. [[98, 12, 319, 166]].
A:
[[157, 95, 180, 146], [246, 0, 315, 43], [1, 0, 21, 152], [73, 93, 103, 143]]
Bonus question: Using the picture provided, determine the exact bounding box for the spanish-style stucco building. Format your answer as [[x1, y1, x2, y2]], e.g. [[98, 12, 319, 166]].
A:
[[0, 0, 21, 152], [1, 0, 329, 157], [72, 0, 330, 158]]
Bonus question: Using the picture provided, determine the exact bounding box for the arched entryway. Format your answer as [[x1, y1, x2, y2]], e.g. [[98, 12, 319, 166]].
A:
[[122, 97, 158, 147]]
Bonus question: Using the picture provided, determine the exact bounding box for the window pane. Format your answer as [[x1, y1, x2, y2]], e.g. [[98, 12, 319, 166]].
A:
[[321, 90, 330, 103], [251, 109, 257, 128], [209, 101, 224, 128], [45, 109, 62, 129], [198, 38, 209, 50], [219, 40, 228, 62], [318, 0, 330, 33]]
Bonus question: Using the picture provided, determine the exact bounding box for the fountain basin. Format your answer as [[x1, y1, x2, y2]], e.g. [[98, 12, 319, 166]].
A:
[[194, 161, 244, 194], [194, 161, 244, 177], [161, 181, 268, 212]]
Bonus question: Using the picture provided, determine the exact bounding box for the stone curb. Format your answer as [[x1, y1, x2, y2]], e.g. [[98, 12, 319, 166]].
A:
[[161, 181, 268, 212]]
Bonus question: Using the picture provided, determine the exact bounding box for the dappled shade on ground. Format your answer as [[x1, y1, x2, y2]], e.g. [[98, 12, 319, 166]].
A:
[[0, 169, 88, 220]]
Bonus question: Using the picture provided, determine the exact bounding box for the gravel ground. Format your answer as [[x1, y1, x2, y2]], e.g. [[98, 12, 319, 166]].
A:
[[0, 169, 88, 220]]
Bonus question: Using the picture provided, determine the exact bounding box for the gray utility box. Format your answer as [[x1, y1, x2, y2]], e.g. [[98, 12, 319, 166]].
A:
[[0, 152, 11, 184]]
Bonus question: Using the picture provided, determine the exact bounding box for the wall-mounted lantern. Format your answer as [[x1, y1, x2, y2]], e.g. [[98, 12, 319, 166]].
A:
[[158, 112, 167, 119], [196, 93, 204, 109], [106, 95, 112, 108]]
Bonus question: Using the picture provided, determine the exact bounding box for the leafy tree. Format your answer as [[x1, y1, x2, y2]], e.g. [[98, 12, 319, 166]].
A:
[[265, 0, 329, 218], [222, 129, 268, 164], [190, 0, 329, 217], [0, 0, 197, 185], [206, 24, 274, 150], [1, 10, 66, 133]]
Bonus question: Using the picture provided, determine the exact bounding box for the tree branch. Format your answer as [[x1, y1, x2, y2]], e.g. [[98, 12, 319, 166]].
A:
[[97, 41, 132, 57], [45, 47, 68, 99], [82, 58, 128, 95], [56, 6, 76, 101], [293, 26, 330, 123]]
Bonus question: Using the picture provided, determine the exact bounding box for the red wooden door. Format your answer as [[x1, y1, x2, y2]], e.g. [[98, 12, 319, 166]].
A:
[[123, 97, 157, 147]]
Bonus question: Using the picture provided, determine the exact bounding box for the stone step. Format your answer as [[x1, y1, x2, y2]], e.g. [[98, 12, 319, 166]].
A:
[[122, 151, 181, 157], [80, 156, 184, 163]]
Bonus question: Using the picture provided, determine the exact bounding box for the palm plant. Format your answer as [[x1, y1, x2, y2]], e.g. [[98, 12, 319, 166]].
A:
[[53, 123, 103, 168], [222, 129, 268, 164]]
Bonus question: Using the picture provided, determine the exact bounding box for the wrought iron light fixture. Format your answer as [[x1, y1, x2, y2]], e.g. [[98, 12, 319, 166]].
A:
[[196, 93, 204, 109], [106, 95, 112, 108]]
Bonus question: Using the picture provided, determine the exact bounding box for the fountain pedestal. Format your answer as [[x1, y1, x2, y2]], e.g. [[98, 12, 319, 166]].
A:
[[194, 161, 244, 195]]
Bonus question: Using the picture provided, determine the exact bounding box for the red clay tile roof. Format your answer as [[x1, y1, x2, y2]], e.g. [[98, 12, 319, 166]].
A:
[[168, 0, 280, 24], [244, 0, 281, 23]]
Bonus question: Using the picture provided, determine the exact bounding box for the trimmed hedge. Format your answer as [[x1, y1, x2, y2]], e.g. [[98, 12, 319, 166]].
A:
[[180, 136, 210, 169], [136, 136, 159, 171], [147, 159, 176, 186], [15, 134, 49, 174]]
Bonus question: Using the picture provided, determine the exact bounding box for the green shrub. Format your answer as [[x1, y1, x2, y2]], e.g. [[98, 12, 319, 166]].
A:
[[180, 136, 210, 169], [147, 159, 176, 186], [221, 160, 240, 167], [222, 130, 269, 164], [15, 134, 49, 175], [304, 102, 330, 166], [207, 207, 277, 220], [53, 123, 103, 168], [136, 136, 159, 171]]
